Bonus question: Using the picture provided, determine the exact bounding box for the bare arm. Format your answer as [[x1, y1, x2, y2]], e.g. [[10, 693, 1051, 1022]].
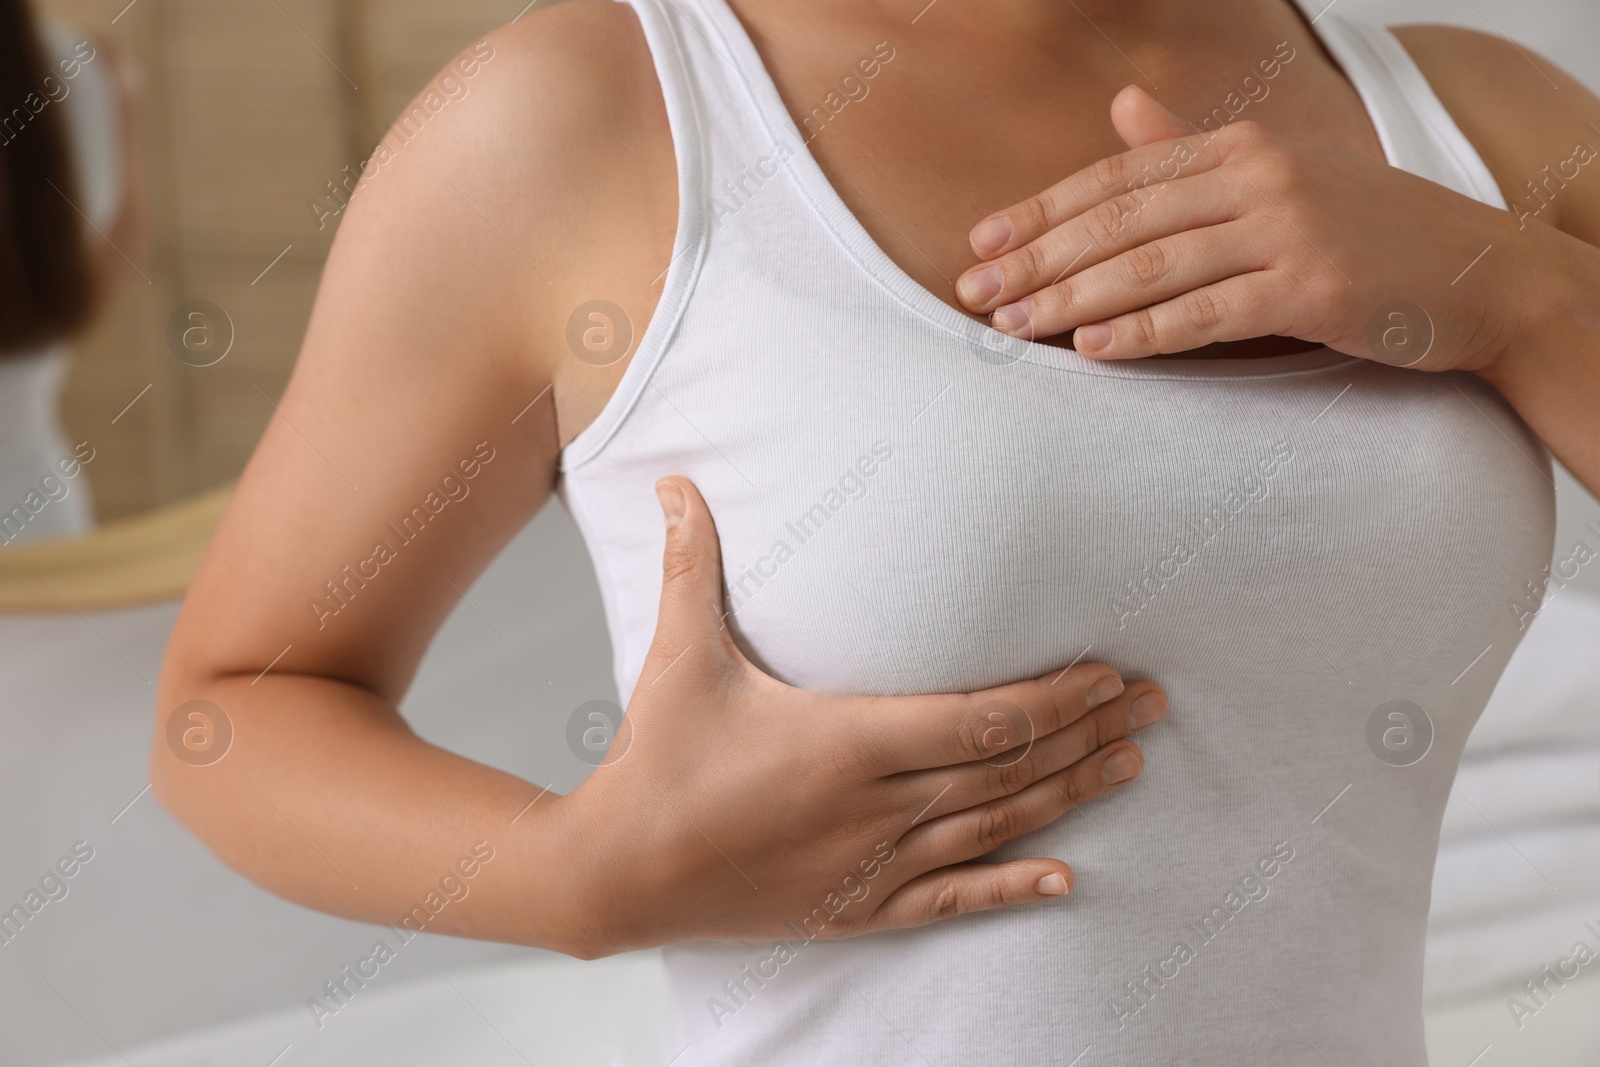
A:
[[151, 7, 643, 954], [1394, 25, 1600, 498], [153, 3, 1166, 958]]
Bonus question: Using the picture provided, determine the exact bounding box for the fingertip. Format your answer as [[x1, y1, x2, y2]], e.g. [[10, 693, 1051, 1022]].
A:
[[991, 302, 1034, 337], [1101, 742, 1143, 785], [1112, 83, 1149, 107], [655, 478, 687, 527], [1085, 672, 1125, 709], [970, 214, 1014, 258], [1128, 688, 1168, 730], [1035, 867, 1072, 897], [1074, 323, 1115, 356]]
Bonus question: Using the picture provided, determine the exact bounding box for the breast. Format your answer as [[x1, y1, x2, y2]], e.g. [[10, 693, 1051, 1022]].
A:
[[559, 256, 1554, 1063]]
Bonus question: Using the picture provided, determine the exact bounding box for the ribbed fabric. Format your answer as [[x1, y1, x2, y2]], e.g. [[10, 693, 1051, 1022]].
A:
[[1427, 591, 1600, 1003], [559, 3, 1555, 1063]]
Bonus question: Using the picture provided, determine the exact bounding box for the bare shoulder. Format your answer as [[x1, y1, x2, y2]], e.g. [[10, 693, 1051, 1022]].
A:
[[361, 0, 668, 235], [444, 0, 669, 165], [164, 0, 679, 691], [404, 0, 679, 277], [344, 0, 678, 433], [1391, 24, 1600, 243]]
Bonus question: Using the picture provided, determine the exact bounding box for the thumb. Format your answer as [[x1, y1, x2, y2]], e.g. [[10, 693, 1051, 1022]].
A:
[[652, 476, 737, 651], [1110, 85, 1192, 149]]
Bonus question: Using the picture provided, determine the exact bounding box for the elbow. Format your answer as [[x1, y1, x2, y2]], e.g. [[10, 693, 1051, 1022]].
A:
[[147, 701, 212, 837], [147, 728, 193, 827], [149, 661, 238, 842], [553, 926, 624, 963], [147, 688, 262, 882]]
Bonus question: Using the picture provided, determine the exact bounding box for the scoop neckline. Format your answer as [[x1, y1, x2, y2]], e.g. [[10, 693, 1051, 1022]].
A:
[[691, 0, 1362, 382]]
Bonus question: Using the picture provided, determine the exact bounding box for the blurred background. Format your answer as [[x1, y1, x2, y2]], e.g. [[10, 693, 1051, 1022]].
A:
[[1, 0, 1597, 1063], [39, 0, 524, 523]]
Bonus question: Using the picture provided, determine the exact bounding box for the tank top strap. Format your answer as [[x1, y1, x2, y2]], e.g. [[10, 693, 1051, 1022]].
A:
[[613, 0, 808, 200], [1307, 13, 1509, 210]]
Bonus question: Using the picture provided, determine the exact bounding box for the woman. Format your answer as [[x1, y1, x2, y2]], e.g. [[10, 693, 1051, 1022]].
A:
[[0, 0, 141, 543], [153, 0, 1600, 1062]]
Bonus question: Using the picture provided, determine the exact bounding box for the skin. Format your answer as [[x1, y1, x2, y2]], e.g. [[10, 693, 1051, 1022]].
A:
[[951, 22, 1600, 493], [153, 0, 1600, 957]]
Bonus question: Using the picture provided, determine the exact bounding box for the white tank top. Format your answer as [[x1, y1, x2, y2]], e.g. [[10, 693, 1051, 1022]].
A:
[[558, 2, 1555, 1063]]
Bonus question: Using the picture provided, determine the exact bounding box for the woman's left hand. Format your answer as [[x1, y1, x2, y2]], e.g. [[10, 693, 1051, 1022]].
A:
[[954, 85, 1554, 373]]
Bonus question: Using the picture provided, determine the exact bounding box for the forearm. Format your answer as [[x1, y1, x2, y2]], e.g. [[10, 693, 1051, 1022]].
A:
[[150, 672, 598, 956], [1479, 226, 1600, 497]]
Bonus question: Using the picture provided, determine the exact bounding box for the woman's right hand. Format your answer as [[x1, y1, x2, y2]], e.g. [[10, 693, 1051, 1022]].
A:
[[556, 477, 1168, 957]]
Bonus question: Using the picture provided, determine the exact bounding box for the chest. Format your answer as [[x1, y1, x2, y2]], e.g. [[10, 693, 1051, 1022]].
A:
[[736, 8, 1387, 352], [584, 221, 1554, 701]]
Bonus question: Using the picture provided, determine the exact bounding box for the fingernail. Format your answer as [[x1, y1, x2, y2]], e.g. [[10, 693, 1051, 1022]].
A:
[[992, 301, 1033, 336], [971, 214, 1013, 256], [656, 480, 686, 526], [1035, 871, 1069, 897], [956, 264, 1003, 308], [1086, 675, 1124, 708], [1102, 749, 1141, 784], [1128, 692, 1168, 730], [1075, 323, 1114, 353]]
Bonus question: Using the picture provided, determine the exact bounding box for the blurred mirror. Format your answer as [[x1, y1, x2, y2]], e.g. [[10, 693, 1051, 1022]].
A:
[[7, 0, 540, 563]]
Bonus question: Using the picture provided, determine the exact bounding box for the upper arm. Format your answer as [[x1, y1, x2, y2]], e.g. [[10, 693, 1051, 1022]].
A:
[[1392, 23, 1600, 248], [159, 1, 666, 704]]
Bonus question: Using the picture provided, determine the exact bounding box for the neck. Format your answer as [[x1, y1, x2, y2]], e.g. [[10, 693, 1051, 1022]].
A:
[[728, 0, 1338, 126]]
